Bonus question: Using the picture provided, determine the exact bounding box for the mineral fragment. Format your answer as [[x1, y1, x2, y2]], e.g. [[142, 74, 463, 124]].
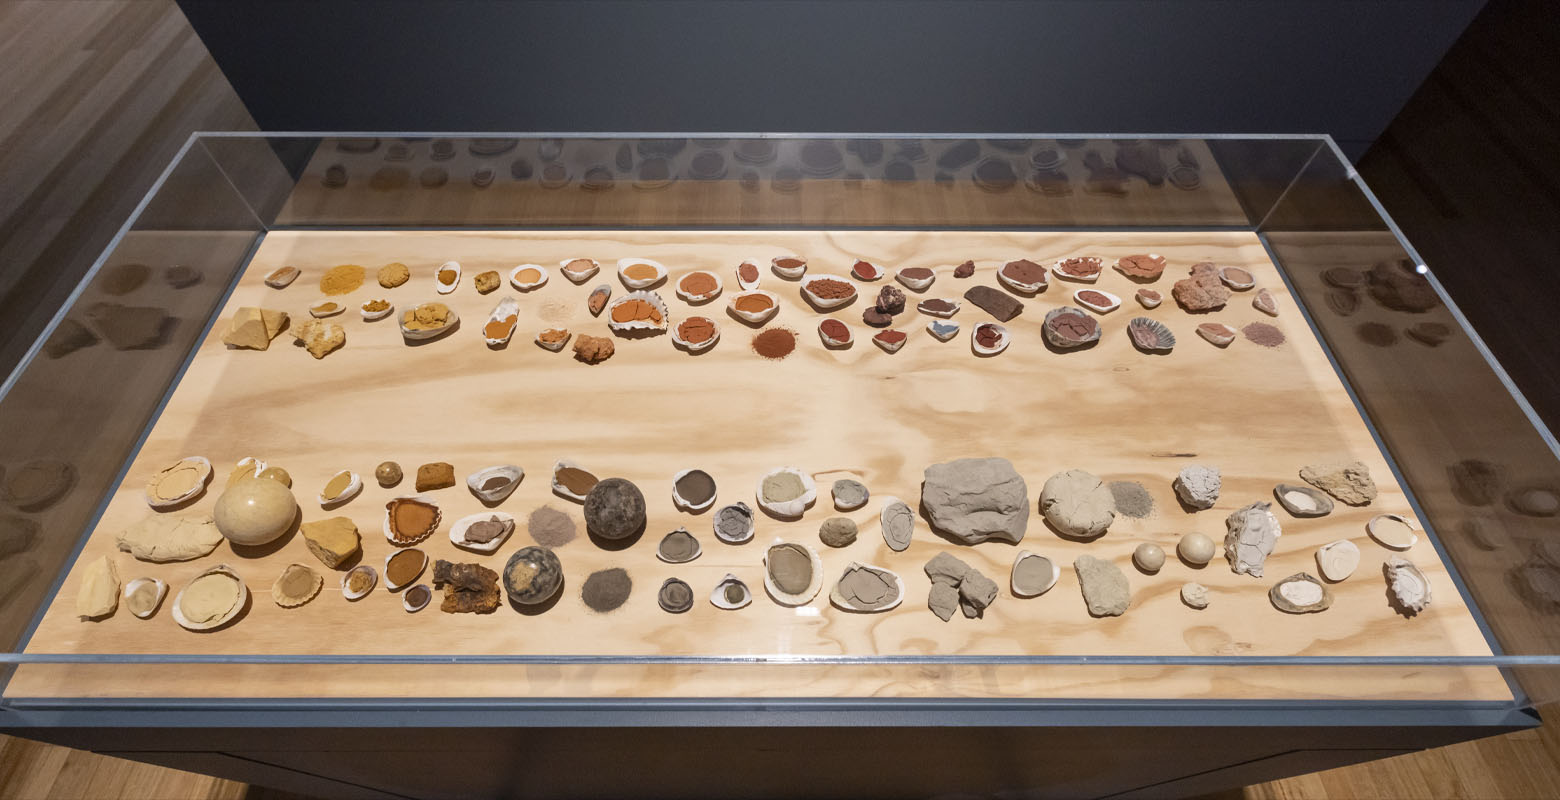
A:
[[1173, 465, 1220, 510], [1367, 258, 1439, 313], [116, 514, 222, 562], [920, 457, 1029, 544], [290, 318, 345, 358], [85, 302, 171, 350], [1074, 554, 1129, 617], [1299, 461, 1378, 506], [433, 559, 501, 613], [573, 333, 615, 363], [819, 517, 858, 548], [1171, 262, 1230, 312], [923, 552, 996, 620], [299, 516, 361, 568], [1224, 502, 1282, 578], [1181, 582, 1209, 609], [963, 285, 1023, 321], [416, 462, 456, 491], [222, 307, 288, 351], [1449, 459, 1502, 506], [76, 555, 119, 619], [1040, 469, 1115, 538]]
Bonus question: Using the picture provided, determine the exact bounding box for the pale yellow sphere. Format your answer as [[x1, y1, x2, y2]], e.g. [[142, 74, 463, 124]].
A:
[[213, 477, 297, 546]]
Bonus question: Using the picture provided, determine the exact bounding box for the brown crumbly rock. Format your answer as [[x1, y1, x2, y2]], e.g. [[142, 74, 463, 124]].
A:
[[474, 270, 501, 294], [432, 559, 501, 614], [222, 307, 289, 351], [416, 462, 457, 491], [1171, 262, 1231, 312], [573, 334, 615, 363], [290, 318, 345, 358], [377, 262, 411, 288]]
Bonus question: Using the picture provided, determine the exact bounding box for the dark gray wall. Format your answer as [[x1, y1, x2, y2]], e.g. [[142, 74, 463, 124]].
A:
[[180, 0, 1484, 159]]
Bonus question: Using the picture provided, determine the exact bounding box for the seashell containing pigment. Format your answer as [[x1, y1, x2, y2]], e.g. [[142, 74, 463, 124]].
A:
[[360, 299, 394, 321], [710, 573, 752, 609], [606, 290, 669, 333], [1273, 483, 1334, 517], [449, 511, 515, 553], [763, 539, 824, 606], [671, 468, 718, 512], [971, 322, 1010, 355], [264, 266, 299, 288], [676, 270, 724, 303], [658, 578, 695, 614], [1315, 539, 1361, 582], [384, 548, 429, 591], [1052, 256, 1103, 283], [1042, 306, 1100, 349], [818, 318, 852, 347], [879, 496, 915, 552], [1269, 572, 1332, 613], [671, 316, 720, 353], [508, 264, 548, 292], [536, 327, 571, 351], [927, 319, 960, 341], [832, 479, 869, 511], [1367, 513, 1419, 550], [399, 301, 459, 341], [1126, 316, 1176, 353], [727, 290, 779, 324], [308, 299, 346, 318], [1011, 551, 1060, 597], [558, 257, 600, 284], [656, 527, 702, 563], [1196, 322, 1237, 348], [318, 469, 362, 507], [755, 467, 817, 518], [895, 267, 936, 292], [1253, 289, 1279, 316], [616, 257, 668, 289], [341, 565, 377, 600], [171, 564, 248, 631], [123, 577, 167, 619], [551, 460, 598, 502], [771, 256, 808, 280], [587, 284, 611, 317], [916, 297, 960, 318], [466, 464, 523, 503], [997, 259, 1048, 295], [144, 456, 212, 509], [735, 260, 762, 290], [481, 297, 520, 346], [1225, 501, 1282, 578], [1135, 288, 1163, 309], [1115, 253, 1166, 281], [1074, 289, 1121, 314], [402, 584, 432, 612], [873, 329, 908, 353], [383, 494, 441, 545], [1384, 556, 1432, 614], [712, 501, 756, 544], [830, 562, 904, 613], [434, 261, 461, 294], [851, 259, 884, 281], [271, 563, 322, 608], [1219, 266, 1255, 290], [227, 456, 266, 487], [800, 274, 858, 309]]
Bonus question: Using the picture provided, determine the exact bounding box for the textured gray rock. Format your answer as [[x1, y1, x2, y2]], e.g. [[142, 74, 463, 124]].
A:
[[1074, 555, 1129, 617], [1173, 465, 1220, 510], [957, 570, 999, 619], [928, 582, 960, 621], [818, 517, 858, 548], [920, 458, 1029, 544], [1224, 502, 1282, 577], [1040, 469, 1115, 538], [1299, 462, 1377, 507], [924, 551, 970, 585], [923, 552, 996, 621]]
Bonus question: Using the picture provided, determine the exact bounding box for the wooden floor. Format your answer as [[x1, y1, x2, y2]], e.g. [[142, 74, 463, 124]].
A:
[[1, 0, 1558, 797]]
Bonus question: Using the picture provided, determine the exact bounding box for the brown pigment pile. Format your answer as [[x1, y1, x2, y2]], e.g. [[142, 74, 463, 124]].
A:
[[1241, 322, 1285, 348], [752, 327, 797, 360]]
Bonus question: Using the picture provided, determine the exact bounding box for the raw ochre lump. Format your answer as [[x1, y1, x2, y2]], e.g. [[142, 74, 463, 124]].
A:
[[919, 457, 1029, 544], [1040, 469, 1116, 538]]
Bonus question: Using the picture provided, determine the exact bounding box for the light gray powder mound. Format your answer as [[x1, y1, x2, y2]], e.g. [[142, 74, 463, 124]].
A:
[[528, 506, 577, 548], [1108, 481, 1154, 519]]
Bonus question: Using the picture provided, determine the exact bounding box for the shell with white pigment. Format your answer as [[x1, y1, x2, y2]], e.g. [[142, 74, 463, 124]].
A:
[[318, 470, 362, 507], [1315, 539, 1361, 582], [712, 501, 756, 544], [483, 297, 520, 346], [927, 319, 960, 341], [671, 317, 720, 352], [617, 258, 668, 289], [1384, 556, 1431, 614], [382, 494, 441, 545], [1127, 316, 1176, 353], [735, 260, 762, 290], [509, 264, 549, 291], [449, 511, 516, 554], [763, 539, 824, 606], [559, 257, 600, 283], [755, 467, 817, 517], [171, 564, 248, 631], [551, 459, 598, 502], [1269, 572, 1332, 613], [341, 565, 377, 600], [675, 270, 724, 303], [606, 290, 670, 333], [383, 549, 429, 591], [434, 261, 461, 294], [770, 256, 808, 279], [1011, 551, 1060, 597], [829, 562, 905, 613], [403, 584, 432, 612], [710, 574, 752, 609], [671, 468, 718, 512], [1274, 483, 1334, 517], [466, 465, 522, 502], [1074, 289, 1121, 314], [1368, 514, 1419, 551], [971, 322, 1010, 355], [272, 563, 323, 608], [308, 299, 346, 318], [799, 274, 858, 309], [360, 299, 394, 321], [144, 456, 212, 509], [727, 290, 780, 324], [123, 577, 167, 619]]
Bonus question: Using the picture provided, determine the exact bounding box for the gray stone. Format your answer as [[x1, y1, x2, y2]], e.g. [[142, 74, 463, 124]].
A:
[[1299, 462, 1377, 507], [1224, 502, 1282, 577], [958, 569, 999, 616], [1074, 555, 1129, 617], [1040, 469, 1115, 538], [920, 457, 1029, 544], [1173, 465, 1220, 510], [819, 517, 858, 548], [582, 478, 646, 540], [924, 551, 970, 586], [928, 582, 960, 621]]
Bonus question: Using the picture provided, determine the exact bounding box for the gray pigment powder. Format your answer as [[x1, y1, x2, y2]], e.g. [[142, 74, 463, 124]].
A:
[[581, 568, 633, 613], [528, 506, 577, 548], [1108, 481, 1155, 519]]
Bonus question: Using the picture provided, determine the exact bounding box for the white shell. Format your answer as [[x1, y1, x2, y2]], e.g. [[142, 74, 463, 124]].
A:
[[382, 494, 441, 544], [710, 574, 752, 609], [735, 260, 763, 290], [551, 459, 598, 502], [727, 290, 780, 324], [656, 527, 703, 563], [616, 257, 668, 289], [712, 502, 756, 543], [1052, 258, 1102, 283], [762, 539, 824, 606], [558, 257, 600, 283], [872, 330, 908, 353], [1135, 289, 1163, 309], [755, 467, 817, 517], [483, 297, 520, 346], [879, 496, 915, 552], [926, 320, 960, 341], [671, 317, 720, 352], [606, 290, 670, 333], [466, 464, 523, 502], [308, 299, 346, 318], [671, 468, 718, 512], [1384, 556, 1431, 614], [360, 300, 394, 321], [895, 270, 936, 292], [829, 562, 905, 613], [402, 584, 432, 612], [770, 256, 808, 280], [536, 328, 571, 351], [1368, 514, 1419, 551], [318, 470, 362, 508], [996, 268, 1046, 295], [449, 511, 516, 554], [1010, 550, 1060, 597], [383, 548, 429, 591], [508, 264, 549, 291], [1316, 539, 1361, 582], [434, 260, 461, 294], [916, 298, 961, 318], [818, 320, 853, 347], [799, 274, 859, 310], [1219, 266, 1256, 290], [123, 577, 167, 619], [144, 456, 212, 509], [399, 302, 460, 340], [170, 564, 249, 631], [971, 322, 1011, 355], [675, 270, 724, 303], [1074, 289, 1121, 314], [341, 565, 377, 600]]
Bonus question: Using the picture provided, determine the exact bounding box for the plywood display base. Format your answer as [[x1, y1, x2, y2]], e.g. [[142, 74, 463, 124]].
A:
[[10, 230, 1505, 702]]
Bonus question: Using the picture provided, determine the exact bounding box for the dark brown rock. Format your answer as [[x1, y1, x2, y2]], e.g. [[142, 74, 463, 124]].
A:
[[963, 285, 1024, 321], [432, 560, 501, 614], [875, 286, 906, 314]]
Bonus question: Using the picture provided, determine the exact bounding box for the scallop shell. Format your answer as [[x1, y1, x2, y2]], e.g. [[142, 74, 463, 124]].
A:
[[727, 290, 780, 324], [1010, 551, 1060, 597], [671, 316, 720, 352], [818, 319, 853, 347], [755, 467, 817, 518], [762, 539, 824, 606], [318, 469, 362, 507], [509, 264, 549, 291], [770, 256, 808, 280], [558, 257, 600, 283], [1219, 266, 1256, 291], [264, 266, 299, 288], [1269, 572, 1333, 614], [402, 584, 432, 612], [341, 565, 378, 600], [971, 322, 1010, 355], [271, 563, 323, 608], [227, 456, 266, 487], [382, 494, 441, 545], [144, 456, 212, 509], [710, 574, 752, 609], [671, 468, 718, 512], [926, 320, 960, 341], [482, 297, 520, 346], [1074, 289, 1121, 314], [1136, 289, 1163, 309], [799, 274, 858, 309], [1127, 316, 1176, 353], [551, 459, 599, 502], [873, 330, 908, 353], [1052, 257, 1102, 283], [449, 511, 516, 553], [1315, 539, 1361, 582], [170, 564, 248, 631], [895, 269, 936, 292], [712, 501, 756, 544], [308, 299, 346, 318], [123, 577, 167, 619], [616, 257, 668, 289], [735, 260, 763, 290], [536, 328, 571, 351], [1367, 513, 1419, 550], [434, 261, 461, 294], [1196, 322, 1237, 348], [606, 290, 670, 333], [399, 302, 460, 341], [829, 562, 905, 613], [675, 270, 724, 303], [656, 527, 703, 563], [850, 260, 884, 281], [1384, 556, 1431, 614], [360, 299, 394, 321], [383, 548, 429, 591], [466, 465, 523, 503]]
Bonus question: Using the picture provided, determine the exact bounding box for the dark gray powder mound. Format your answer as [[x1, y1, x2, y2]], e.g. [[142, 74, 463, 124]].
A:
[[1108, 481, 1155, 519], [581, 567, 633, 613]]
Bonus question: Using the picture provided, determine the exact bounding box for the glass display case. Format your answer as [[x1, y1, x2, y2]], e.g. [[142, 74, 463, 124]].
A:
[[1, 133, 1557, 799]]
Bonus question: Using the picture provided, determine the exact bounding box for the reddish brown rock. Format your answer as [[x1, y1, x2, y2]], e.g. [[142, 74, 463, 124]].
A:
[[432, 559, 501, 614], [1171, 262, 1230, 312]]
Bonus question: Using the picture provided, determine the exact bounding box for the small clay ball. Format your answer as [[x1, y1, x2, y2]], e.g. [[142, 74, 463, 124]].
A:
[[212, 478, 298, 546], [819, 517, 858, 548], [1133, 543, 1166, 573], [256, 466, 292, 488], [375, 461, 402, 488], [583, 478, 647, 540], [1177, 532, 1216, 566], [503, 545, 563, 605]]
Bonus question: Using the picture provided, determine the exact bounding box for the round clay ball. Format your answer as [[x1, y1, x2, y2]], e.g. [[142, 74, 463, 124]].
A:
[[583, 478, 646, 540], [375, 461, 402, 488], [819, 517, 858, 548], [212, 478, 298, 546], [503, 546, 563, 605], [1133, 543, 1166, 573], [1177, 532, 1216, 566]]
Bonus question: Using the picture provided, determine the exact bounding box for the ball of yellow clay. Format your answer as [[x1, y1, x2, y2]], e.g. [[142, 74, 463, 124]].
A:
[[213, 477, 298, 546]]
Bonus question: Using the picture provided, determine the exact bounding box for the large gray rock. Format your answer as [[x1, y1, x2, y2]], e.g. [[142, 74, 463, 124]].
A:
[[920, 458, 1029, 544]]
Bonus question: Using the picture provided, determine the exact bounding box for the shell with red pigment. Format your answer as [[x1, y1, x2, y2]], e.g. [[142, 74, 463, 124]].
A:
[[1126, 317, 1176, 353], [1219, 266, 1255, 291], [1136, 289, 1162, 309], [872, 329, 908, 353], [1196, 322, 1237, 348], [1253, 289, 1278, 316], [851, 260, 884, 281]]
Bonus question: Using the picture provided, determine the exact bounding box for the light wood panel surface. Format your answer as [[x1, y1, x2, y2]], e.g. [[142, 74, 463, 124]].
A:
[[11, 230, 1503, 701]]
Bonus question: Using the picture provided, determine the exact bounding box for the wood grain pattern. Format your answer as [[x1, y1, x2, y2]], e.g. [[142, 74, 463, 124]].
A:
[[10, 229, 1503, 701]]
